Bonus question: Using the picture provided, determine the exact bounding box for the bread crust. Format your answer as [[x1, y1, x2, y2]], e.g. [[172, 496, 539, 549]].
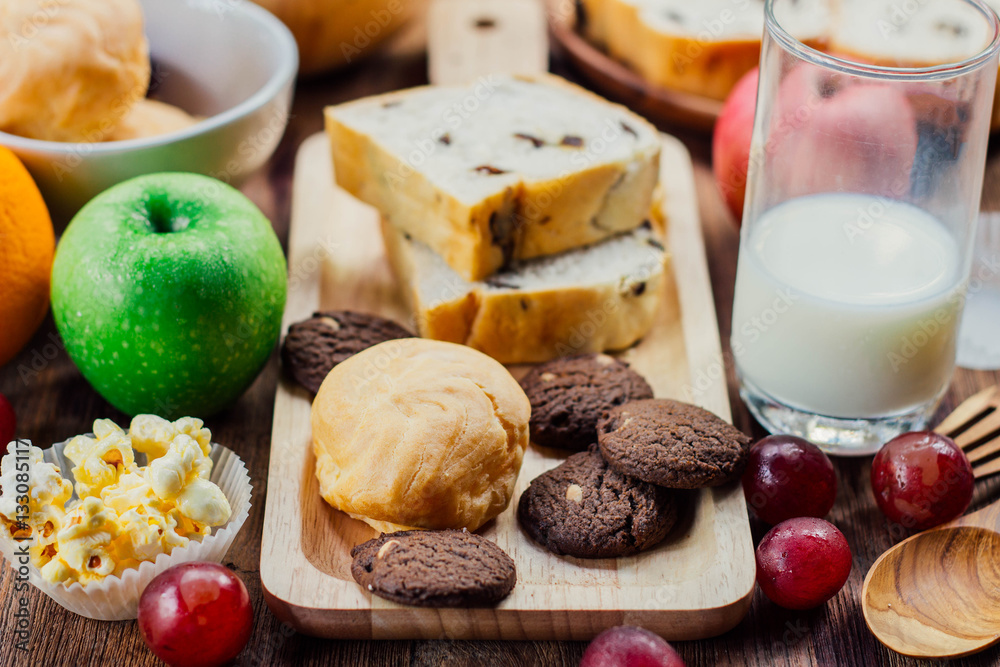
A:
[[382, 217, 667, 365]]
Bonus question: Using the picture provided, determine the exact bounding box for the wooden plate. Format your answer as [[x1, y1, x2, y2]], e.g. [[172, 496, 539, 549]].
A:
[[258, 132, 755, 641], [546, 0, 723, 132]]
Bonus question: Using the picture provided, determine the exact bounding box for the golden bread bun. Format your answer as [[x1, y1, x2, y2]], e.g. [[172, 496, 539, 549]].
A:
[[252, 0, 417, 75], [311, 338, 530, 532], [0, 0, 150, 142], [107, 99, 202, 141]]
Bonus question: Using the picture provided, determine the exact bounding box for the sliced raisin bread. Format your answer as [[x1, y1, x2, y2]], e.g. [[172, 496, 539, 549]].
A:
[[829, 0, 992, 67], [579, 0, 831, 101], [326, 74, 661, 282], [826, 0, 1000, 129], [381, 219, 667, 365]]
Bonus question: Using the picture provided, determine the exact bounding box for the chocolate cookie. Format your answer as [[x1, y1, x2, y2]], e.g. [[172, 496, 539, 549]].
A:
[[517, 446, 677, 558], [519, 354, 654, 450], [350, 530, 516, 607], [281, 311, 412, 392], [597, 399, 752, 489]]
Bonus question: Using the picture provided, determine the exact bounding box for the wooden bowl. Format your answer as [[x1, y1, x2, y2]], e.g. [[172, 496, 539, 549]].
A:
[[545, 0, 723, 131]]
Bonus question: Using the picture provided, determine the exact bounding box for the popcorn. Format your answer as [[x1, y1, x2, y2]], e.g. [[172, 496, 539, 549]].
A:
[[100, 472, 162, 516], [113, 506, 191, 568], [0, 415, 232, 587], [40, 497, 120, 585], [146, 435, 231, 527], [0, 441, 73, 565], [130, 414, 211, 461], [63, 422, 136, 499]]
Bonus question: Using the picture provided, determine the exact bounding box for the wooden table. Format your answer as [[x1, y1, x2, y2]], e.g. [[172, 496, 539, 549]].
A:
[[3, 36, 1000, 667]]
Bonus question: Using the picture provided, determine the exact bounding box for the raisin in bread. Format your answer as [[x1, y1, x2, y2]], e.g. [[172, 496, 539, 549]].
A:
[[578, 0, 831, 101], [381, 219, 667, 365], [326, 73, 661, 282]]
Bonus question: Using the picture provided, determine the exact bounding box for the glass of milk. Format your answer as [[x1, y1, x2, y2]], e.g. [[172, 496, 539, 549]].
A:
[[732, 0, 1000, 455]]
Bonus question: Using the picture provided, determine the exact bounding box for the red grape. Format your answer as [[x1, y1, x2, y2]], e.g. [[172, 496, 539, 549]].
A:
[[0, 392, 15, 447], [138, 562, 253, 667], [579, 626, 686, 667], [871, 431, 974, 531], [742, 435, 837, 525], [755, 517, 852, 610]]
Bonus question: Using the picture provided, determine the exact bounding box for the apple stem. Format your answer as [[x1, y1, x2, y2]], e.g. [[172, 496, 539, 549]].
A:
[[147, 195, 176, 234]]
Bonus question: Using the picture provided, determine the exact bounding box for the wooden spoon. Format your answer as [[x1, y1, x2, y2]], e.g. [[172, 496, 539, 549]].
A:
[[862, 387, 1000, 659]]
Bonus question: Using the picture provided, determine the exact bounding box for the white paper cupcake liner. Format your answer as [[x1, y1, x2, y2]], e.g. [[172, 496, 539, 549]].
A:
[[0, 439, 252, 621]]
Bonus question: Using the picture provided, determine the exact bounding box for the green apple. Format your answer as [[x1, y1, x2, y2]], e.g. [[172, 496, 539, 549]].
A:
[[51, 173, 287, 419]]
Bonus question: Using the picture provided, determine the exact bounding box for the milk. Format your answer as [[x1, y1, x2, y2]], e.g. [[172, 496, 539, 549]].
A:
[[732, 193, 966, 419]]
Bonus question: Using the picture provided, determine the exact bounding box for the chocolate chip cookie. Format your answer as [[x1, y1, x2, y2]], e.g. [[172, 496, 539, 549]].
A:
[[517, 446, 677, 558], [597, 399, 752, 489], [519, 354, 654, 450], [281, 311, 412, 393], [350, 530, 516, 607]]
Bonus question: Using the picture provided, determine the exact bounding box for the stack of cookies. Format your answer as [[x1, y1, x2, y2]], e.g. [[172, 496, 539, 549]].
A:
[[323, 73, 670, 364], [518, 353, 751, 559]]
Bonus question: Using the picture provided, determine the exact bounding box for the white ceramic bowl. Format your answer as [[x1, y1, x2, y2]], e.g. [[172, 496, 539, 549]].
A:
[[0, 0, 298, 223]]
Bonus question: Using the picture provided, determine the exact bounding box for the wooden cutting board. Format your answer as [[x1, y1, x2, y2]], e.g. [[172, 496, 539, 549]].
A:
[[259, 130, 755, 640], [260, 0, 754, 641]]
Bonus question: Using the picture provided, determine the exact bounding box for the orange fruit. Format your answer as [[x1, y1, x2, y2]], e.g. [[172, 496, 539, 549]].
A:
[[0, 146, 55, 367]]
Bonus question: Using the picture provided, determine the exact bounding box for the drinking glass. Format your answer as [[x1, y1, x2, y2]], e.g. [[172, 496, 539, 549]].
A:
[[957, 212, 1000, 369], [732, 0, 1000, 455]]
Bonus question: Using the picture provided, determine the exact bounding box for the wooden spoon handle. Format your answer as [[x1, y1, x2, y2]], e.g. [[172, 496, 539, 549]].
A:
[[958, 497, 1000, 532], [967, 435, 1000, 465], [973, 456, 1000, 480]]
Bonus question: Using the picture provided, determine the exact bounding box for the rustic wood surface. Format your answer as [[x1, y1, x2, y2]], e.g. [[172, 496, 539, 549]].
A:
[[2, 26, 1000, 667]]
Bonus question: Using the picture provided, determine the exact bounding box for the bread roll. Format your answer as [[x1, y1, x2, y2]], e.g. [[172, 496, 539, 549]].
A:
[[107, 100, 202, 142], [0, 0, 149, 142], [311, 338, 530, 532]]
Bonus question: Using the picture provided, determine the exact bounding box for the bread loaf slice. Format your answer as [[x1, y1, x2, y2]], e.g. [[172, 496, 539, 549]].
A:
[[326, 74, 661, 282], [826, 0, 1000, 129], [579, 0, 831, 101], [382, 218, 667, 365], [829, 0, 992, 67]]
